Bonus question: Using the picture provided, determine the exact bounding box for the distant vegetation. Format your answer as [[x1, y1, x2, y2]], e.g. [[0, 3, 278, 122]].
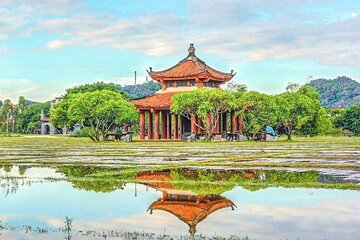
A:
[[52, 82, 138, 141], [118, 81, 161, 99], [1, 78, 360, 137], [307, 76, 360, 108]]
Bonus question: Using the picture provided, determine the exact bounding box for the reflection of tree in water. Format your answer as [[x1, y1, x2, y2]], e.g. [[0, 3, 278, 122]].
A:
[[3, 164, 13, 173], [64, 217, 72, 240], [57, 166, 324, 194], [170, 169, 321, 193], [58, 166, 140, 193], [18, 165, 31, 176], [0, 165, 39, 197], [0, 177, 32, 197]]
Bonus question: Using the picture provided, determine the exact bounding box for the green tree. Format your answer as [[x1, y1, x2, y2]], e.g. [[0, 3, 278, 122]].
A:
[[18, 103, 50, 132], [65, 82, 124, 98], [171, 88, 235, 140], [300, 107, 335, 136], [274, 86, 320, 140], [13, 96, 26, 133], [51, 82, 129, 130], [341, 103, 360, 135], [0, 99, 14, 133], [286, 82, 300, 93], [60, 90, 137, 141], [51, 99, 73, 130], [226, 82, 248, 95], [233, 91, 275, 136], [316, 108, 339, 135]]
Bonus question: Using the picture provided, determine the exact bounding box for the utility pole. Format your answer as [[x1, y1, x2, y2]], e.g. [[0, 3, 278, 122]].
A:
[[134, 71, 137, 85]]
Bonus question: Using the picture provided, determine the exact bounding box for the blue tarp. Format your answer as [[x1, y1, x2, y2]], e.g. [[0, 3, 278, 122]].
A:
[[265, 125, 276, 136]]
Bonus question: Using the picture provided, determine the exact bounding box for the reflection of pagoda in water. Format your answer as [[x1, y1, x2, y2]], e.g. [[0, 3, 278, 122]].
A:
[[136, 171, 236, 236]]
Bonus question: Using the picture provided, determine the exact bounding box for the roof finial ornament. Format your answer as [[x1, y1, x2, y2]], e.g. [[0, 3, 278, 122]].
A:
[[188, 43, 195, 56]]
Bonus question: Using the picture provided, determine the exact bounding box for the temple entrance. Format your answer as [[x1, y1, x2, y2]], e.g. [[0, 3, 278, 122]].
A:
[[44, 125, 50, 134]]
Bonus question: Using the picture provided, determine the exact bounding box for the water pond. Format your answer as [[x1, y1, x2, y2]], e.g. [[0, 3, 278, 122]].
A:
[[0, 165, 359, 240]]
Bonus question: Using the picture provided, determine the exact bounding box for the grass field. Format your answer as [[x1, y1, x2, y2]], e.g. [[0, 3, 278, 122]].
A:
[[0, 135, 359, 170]]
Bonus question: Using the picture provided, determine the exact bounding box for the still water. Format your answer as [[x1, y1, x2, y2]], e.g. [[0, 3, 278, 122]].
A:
[[0, 166, 359, 240]]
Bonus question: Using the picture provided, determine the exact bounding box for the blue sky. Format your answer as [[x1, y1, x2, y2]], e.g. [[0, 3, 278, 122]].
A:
[[0, 0, 359, 102]]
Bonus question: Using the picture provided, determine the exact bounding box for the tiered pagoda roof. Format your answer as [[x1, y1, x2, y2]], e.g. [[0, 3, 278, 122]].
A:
[[148, 44, 235, 82], [131, 44, 235, 111], [148, 195, 235, 235], [130, 90, 186, 111]]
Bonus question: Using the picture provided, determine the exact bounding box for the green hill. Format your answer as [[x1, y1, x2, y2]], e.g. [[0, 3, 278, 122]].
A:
[[118, 81, 161, 99], [307, 76, 360, 108]]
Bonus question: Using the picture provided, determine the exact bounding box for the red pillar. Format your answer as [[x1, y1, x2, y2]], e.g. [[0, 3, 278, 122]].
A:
[[139, 111, 145, 140], [179, 116, 183, 139], [147, 111, 153, 140], [167, 111, 171, 139], [237, 115, 243, 135], [215, 113, 220, 134], [174, 114, 178, 139], [191, 114, 197, 134], [154, 111, 159, 140], [231, 110, 236, 133], [197, 116, 204, 134], [222, 112, 227, 132], [161, 111, 167, 139], [206, 113, 211, 131]]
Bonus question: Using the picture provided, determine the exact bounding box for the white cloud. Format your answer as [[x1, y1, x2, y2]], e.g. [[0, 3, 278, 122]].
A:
[[2, 0, 360, 69], [46, 40, 67, 49], [0, 78, 67, 102]]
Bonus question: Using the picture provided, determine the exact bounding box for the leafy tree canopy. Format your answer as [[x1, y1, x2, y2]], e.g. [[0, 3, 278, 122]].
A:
[[53, 90, 137, 141], [274, 86, 320, 139], [171, 88, 235, 139], [65, 82, 124, 98], [233, 91, 275, 136], [340, 103, 360, 135], [18, 102, 51, 132]]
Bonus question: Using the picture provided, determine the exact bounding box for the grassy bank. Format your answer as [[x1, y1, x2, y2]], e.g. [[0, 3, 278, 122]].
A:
[[0, 135, 359, 169]]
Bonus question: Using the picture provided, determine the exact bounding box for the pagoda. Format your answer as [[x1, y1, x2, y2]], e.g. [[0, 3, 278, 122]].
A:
[[131, 44, 239, 140], [135, 171, 236, 236]]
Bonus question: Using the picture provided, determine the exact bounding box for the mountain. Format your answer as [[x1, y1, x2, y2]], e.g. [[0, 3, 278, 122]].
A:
[[118, 81, 161, 99], [307, 76, 360, 108], [25, 99, 39, 106]]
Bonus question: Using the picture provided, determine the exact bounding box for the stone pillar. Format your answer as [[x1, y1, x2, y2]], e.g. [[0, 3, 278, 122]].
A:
[[147, 111, 153, 140], [222, 112, 227, 132], [139, 111, 145, 140], [166, 111, 171, 139], [191, 114, 197, 134], [231, 110, 236, 133], [237, 115, 243, 135], [174, 114, 178, 139], [154, 111, 160, 140], [161, 111, 167, 140]]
